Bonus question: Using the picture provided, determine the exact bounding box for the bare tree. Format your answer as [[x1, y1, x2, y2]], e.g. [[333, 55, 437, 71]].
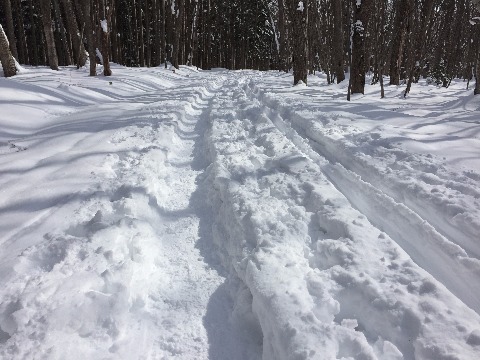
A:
[[28, 0, 40, 66], [0, 24, 17, 77], [137, 0, 145, 66], [2, 0, 19, 61], [60, 0, 87, 67], [172, 0, 184, 69], [471, 0, 480, 94], [350, 0, 372, 94], [52, 0, 72, 65], [277, 0, 290, 72], [99, 0, 113, 76], [83, 0, 96, 76], [389, 0, 412, 85], [332, 0, 345, 83], [287, 0, 309, 85], [12, 0, 28, 64], [404, 0, 434, 96], [39, 0, 59, 70], [475, 36, 480, 95]]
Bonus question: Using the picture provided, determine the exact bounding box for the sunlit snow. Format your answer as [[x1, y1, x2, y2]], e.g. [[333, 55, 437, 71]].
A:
[[0, 64, 479, 360]]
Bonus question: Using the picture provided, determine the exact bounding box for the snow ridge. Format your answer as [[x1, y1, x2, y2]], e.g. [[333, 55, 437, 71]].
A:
[[205, 72, 480, 359], [244, 79, 480, 314]]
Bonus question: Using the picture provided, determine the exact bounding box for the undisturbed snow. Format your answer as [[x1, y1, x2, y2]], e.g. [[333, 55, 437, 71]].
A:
[[0, 64, 479, 360]]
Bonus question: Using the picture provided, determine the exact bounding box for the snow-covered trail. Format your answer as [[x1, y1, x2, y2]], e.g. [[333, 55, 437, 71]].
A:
[[205, 72, 480, 359], [243, 78, 480, 313], [1, 66, 480, 360], [0, 67, 261, 359]]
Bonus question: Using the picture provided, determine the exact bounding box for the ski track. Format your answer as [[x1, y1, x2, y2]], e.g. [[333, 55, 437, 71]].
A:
[[243, 76, 480, 312], [205, 72, 480, 359], [1, 67, 480, 360]]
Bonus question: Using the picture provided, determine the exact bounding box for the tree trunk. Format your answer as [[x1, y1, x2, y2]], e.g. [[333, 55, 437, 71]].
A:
[[12, 0, 28, 64], [287, 0, 309, 85], [0, 25, 17, 77], [83, 0, 96, 76], [39, 0, 59, 70], [2, 0, 19, 61], [60, 0, 87, 67], [475, 36, 480, 95], [52, 0, 72, 65], [145, 0, 151, 67], [404, 0, 433, 96], [172, 0, 184, 69], [333, 0, 345, 83], [28, 0, 40, 66], [154, 0, 161, 66], [389, 0, 411, 85], [99, 0, 112, 76], [350, 0, 372, 94], [161, 0, 166, 67], [137, 0, 145, 66], [277, 0, 289, 72]]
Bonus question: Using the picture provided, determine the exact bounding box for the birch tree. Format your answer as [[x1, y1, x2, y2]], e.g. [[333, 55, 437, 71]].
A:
[[0, 24, 17, 77]]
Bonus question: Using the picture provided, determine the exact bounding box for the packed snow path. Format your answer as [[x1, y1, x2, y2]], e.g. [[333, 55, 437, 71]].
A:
[[0, 69, 262, 359], [0, 66, 480, 359]]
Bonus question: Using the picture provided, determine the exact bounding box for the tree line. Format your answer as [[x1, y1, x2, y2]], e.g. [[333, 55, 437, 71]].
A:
[[1, 0, 480, 96]]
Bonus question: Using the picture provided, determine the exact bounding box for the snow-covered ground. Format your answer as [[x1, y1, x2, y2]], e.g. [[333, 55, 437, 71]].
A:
[[0, 65, 479, 360]]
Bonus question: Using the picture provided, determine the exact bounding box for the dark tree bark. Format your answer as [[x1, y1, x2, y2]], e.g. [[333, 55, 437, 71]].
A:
[[320, 0, 332, 82], [404, 0, 433, 96], [153, 0, 161, 66], [350, 0, 372, 94], [52, 0, 72, 65], [12, 0, 28, 64], [109, 0, 118, 63], [60, 0, 87, 67], [145, 0, 151, 67], [83, 0, 96, 76], [39, 0, 59, 70], [137, 0, 145, 66], [188, 0, 198, 66], [389, 0, 412, 85], [333, 0, 345, 83], [277, 0, 289, 72], [172, 0, 184, 69], [99, 0, 112, 76], [475, 36, 480, 95], [2, 0, 19, 61], [0, 25, 17, 77], [162, 0, 166, 67], [287, 0, 309, 85], [28, 0, 39, 66]]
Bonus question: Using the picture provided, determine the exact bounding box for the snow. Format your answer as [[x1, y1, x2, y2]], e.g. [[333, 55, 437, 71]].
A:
[[0, 65, 480, 359], [297, 1, 304, 12], [100, 19, 108, 33], [95, 48, 104, 64]]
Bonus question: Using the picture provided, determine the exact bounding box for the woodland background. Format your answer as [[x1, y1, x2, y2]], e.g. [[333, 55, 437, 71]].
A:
[[1, 0, 480, 96]]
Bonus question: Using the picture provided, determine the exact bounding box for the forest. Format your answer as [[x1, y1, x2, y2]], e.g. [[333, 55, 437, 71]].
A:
[[2, 1, 480, 359], [1, 0, 480, 95]]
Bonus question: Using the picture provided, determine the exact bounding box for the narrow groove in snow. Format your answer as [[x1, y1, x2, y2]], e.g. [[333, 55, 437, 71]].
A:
[[243, 80, 480, 313]]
